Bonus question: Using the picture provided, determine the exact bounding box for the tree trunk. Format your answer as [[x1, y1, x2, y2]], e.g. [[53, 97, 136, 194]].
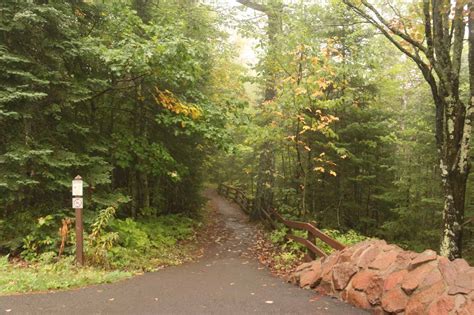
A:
[[253, 143, 275, 219], [237, 0, 282, 218], [133, 0, 151, 23], [140, 171, 150, 209], [439, 167, 468, 259], [130, 169, 138, 218], [439, 95, 470, 259]]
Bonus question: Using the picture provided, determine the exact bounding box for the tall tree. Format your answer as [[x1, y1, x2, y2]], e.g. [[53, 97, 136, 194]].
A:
[[237, 0, 282, 218], [343, 0, 473, 259]]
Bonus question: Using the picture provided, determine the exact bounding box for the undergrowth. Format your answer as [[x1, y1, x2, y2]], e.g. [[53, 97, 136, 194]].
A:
[[0, 207, 201, 295]]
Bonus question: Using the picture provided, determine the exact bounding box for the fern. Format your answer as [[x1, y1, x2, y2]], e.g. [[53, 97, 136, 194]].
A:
[[87, 207, 119, 268]]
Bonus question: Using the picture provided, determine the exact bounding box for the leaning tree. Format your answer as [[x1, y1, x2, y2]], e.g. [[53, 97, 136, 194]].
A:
[[343, 0, 474, 259]]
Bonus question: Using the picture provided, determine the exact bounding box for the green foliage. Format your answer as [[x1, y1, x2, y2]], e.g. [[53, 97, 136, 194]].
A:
[[269, 227, 288, 244], [106, 214, 196, 271], [19, 212, 73, 261], [316, 229, 368, 255], [0, 255, 131, 295], [273, 251, 300, 270], [270, 225, 367, 257], [111, 219, 153, 250], [87, 207, 119, 268]]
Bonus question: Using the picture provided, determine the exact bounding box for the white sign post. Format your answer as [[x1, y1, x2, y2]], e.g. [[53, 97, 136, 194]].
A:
[[72, 175, 84, 265], [72, 178, 83, 197]]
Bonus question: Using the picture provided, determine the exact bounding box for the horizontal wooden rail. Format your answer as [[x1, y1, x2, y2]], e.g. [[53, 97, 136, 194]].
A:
[[269, 209, 345, 251], [286, 235, 327, 258], [218, 183, 346, 259]]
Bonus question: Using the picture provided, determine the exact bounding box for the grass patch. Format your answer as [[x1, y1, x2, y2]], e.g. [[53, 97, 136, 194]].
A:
[[0, 256, 131, 295]]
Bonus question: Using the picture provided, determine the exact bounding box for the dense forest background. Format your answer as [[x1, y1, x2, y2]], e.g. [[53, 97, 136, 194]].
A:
[[0, 0, 240, 266], [0, 0, 473, 270], [211, 0, 474, 262]]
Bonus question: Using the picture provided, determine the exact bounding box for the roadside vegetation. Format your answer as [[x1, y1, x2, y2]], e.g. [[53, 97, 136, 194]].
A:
[[0, 208, 202, 294], [251, 223, 368, 276], [0, 256, 131, 295]]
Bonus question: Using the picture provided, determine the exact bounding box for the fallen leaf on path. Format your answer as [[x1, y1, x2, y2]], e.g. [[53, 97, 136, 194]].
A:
[[309, 296, 321, 302]]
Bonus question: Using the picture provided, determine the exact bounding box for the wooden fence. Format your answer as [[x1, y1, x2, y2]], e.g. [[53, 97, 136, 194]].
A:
[[217, 183, 345, 259], [217, 184, 253, 215]]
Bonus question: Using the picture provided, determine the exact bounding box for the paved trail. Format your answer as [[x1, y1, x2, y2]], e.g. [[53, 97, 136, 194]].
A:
[[0, 190, 366, 315]]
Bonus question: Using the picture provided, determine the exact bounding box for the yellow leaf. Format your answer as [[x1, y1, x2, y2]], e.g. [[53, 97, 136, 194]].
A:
[[317, 78, 329, 89], [154, 87, 202, 120], [295, 87, 307, 96], [311, 90, 323, 98]]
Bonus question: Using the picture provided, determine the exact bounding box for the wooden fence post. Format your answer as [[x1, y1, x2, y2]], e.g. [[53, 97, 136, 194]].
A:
[[307, 232, 316, 260]]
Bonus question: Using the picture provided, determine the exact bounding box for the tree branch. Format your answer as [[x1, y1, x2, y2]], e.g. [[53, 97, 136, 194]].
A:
[[236, 0, 267, 13], [451, 1, 467, 94], [468, 0, 474, 101], [423, 0, 435, 62], [359, 0, 428, 54], [343, 0, 429, 71]]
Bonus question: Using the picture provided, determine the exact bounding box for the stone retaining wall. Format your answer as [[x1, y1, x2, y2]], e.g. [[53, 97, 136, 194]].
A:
[[291, 240, 473, 314]]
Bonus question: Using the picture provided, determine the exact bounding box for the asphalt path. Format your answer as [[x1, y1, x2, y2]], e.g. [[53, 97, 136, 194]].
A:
[[0, 190, 366, 315]]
